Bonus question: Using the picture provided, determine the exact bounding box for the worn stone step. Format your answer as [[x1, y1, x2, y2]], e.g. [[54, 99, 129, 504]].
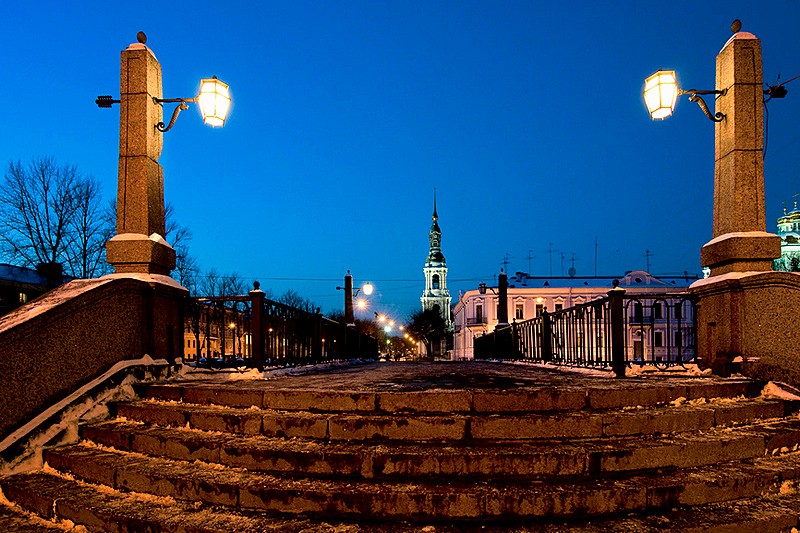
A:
[[40, 444, 800, 520], [5, 472, 800, 533], [0, 501, 69, 533], [536, 493, 800, 532], [82, 417, 800, 479], [139, 378, 766, 413], [115, 396, 789, 442], [0, 471, 377, 532]]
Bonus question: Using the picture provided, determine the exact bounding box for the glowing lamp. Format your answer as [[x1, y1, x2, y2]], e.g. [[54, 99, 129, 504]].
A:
[[362, 282, 374, 296], [644, 70, 679, 120], [198, 76, 231, 127]]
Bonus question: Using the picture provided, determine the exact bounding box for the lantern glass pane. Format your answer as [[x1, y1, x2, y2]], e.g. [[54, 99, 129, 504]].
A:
[[643, 70, 678, 120], [198, 78, 231, 127]]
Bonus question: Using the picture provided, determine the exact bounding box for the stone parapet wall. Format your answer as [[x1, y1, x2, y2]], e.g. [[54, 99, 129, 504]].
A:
[[0, 276, 184, 442]]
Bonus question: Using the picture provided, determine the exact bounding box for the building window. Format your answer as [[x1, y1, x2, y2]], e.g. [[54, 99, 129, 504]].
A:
[[535, 304, 544, 317], [654, 302, 663, 319], [654, 331, 663, 347], [555, 303, 563, 312], [515, 303, 524, 320], [475, 304, 483, 322], [675, 331, 683, 348], [633, 302, 643, 322], [432, 274, 440, 290], [674, 303, 683, 320], [19, 292, 28, 304]]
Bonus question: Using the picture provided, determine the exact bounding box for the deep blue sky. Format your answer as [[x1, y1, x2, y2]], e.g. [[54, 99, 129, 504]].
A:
[[3, 2, 799, 320]]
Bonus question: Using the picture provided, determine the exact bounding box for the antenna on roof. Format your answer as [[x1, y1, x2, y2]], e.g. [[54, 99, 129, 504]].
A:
[[644, 249, 655, 273]]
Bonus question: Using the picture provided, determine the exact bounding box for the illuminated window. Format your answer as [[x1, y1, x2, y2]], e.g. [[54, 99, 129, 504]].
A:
[[19, 292, 28, 304], [535, 304, 544, 317], [515, 303, 524, 320]]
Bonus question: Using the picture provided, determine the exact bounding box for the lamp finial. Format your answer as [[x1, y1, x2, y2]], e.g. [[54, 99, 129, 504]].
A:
[[137, 31, 147, 44], [731, 20, 742, 33]]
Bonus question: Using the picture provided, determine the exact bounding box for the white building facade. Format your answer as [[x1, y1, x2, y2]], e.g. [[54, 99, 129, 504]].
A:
[[452, 270, 694, 360]]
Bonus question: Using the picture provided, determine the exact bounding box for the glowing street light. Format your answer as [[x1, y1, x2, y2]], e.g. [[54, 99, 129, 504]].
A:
[[337, 270, 374, 326], [643, 68, 725, 122], [197, 77, 231, 127], [100, 31, 231, 279], [643, 70, 680, 120], [96, 35, 231, 133]]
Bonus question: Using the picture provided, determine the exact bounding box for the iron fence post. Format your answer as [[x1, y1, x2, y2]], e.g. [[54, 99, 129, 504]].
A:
[[608, 280, 627, 378], [249, 282, 266, 370], [542, 310, 552, 362]]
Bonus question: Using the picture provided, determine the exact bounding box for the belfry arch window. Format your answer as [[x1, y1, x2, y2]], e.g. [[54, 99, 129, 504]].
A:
[[432, 274, 440, 289]]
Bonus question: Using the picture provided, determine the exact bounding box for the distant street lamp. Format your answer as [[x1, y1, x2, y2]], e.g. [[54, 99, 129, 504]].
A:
[[336, 270, 374, 326], [478, 270, 509, 325]]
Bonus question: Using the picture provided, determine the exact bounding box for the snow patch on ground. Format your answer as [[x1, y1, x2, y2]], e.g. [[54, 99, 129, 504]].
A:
[[171, 359, 375, 382], [507, 360, 714, 379], [761, 381, 800, 401], [0, 486, 86, 531], [1, 361, 173, 476]]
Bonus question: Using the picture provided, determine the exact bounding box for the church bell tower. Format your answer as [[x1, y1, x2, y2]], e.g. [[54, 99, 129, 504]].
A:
[[421, 190, 452, 330]]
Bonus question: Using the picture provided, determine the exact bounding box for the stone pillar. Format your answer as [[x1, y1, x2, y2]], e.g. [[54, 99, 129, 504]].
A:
[[497, 270, 509, 326], [105, 36, 176, 275], [343, 271, 355, 326], [608, 281, 627, 378], [700, 31, 780, 275], [691, 26, 800, 378]]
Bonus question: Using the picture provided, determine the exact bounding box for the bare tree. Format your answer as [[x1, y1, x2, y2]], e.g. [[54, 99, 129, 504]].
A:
[[407, 308, 447, 358], [198, 267, 223, 297], [63, 177, 110, 278], [278, 289, 319, 313], [0, 157, 81, 269], [164, 203, 199, 292], [220, 272, 247, 297]]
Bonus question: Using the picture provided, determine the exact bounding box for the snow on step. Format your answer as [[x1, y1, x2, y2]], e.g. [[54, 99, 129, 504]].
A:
[[114, 395, 790, 442]]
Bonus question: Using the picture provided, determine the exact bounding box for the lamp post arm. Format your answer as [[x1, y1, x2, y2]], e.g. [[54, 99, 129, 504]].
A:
[[679, 88, 727, 122], [154, 97, 198, 133]]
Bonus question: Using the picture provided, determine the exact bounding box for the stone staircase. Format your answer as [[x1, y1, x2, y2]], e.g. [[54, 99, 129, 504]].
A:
[[3, 363, 800, 531]]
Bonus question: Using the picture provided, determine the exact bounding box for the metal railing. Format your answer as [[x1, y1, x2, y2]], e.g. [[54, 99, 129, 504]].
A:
[[183, 282, 378, 370], [474, 284, 696, 374]]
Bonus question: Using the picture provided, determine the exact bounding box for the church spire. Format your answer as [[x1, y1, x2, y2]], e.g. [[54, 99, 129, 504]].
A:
[[421, 189, 452, 342]]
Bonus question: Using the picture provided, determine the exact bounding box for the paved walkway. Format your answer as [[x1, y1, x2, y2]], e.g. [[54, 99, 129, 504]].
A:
[[177, 360, 724, 392]]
